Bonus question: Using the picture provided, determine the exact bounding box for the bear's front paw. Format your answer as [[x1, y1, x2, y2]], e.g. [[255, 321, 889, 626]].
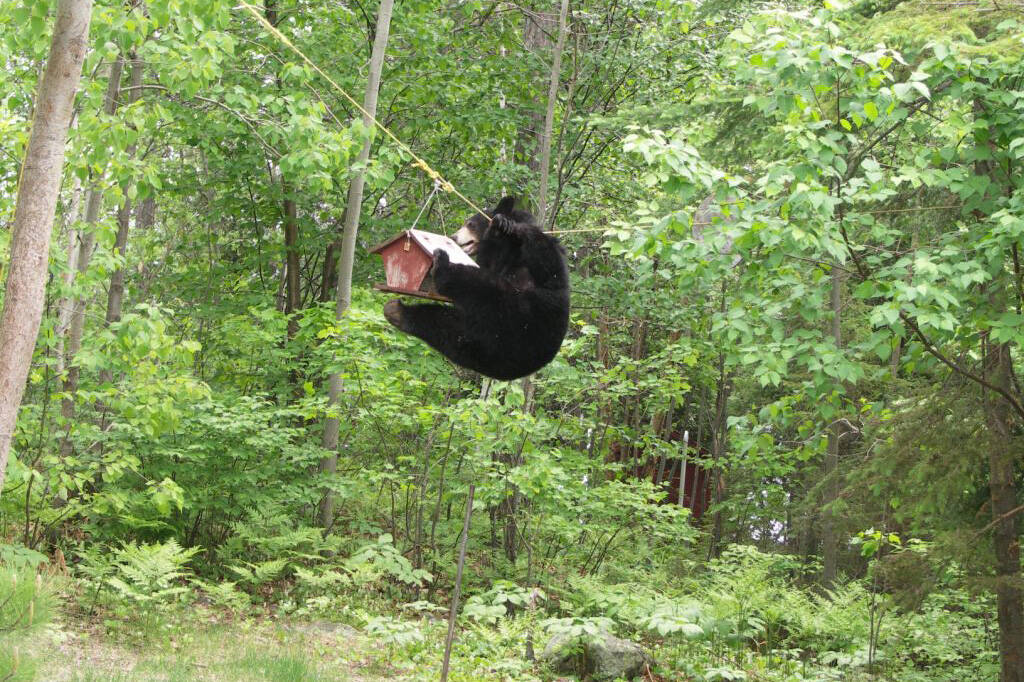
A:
[[430, 248, 450, 276], [383, 300, 409, 331]]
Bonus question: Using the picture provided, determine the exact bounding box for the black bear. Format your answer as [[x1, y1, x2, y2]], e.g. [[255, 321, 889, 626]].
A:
[[383, 197, 570, 380]]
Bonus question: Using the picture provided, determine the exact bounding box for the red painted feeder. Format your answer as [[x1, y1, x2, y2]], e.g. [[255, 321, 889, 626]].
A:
[[370, 229, 477, 302]]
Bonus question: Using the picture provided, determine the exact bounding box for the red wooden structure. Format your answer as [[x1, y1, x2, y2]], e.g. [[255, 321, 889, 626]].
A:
[[370, 229, 477, 302], [664, 458, 712, 519], [607, 433, 712, 519]]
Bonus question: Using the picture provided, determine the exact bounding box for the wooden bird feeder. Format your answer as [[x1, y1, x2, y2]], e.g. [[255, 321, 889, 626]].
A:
[[370, 229, 477, 302]]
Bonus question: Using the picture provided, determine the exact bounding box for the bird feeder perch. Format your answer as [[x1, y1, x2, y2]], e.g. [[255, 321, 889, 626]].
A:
[[370, 229, 477, 302]]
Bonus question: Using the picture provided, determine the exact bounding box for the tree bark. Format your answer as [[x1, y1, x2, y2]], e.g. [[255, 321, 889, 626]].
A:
[[515, 9, 555, 202], [283, 194, 300, 339], [984, 338, 1024, 682], [0, 0, 92, 495], [706, 348, 728, 560], [973, 90, 1024, 681], [822, 262, 843, 587], [55, 170, 84, 377], [319, 239, 338, 303], [99, 54, 144, 385], [707, 281, 729, 560], [536, 0, 569, 226], [440, 484, 475, 682], [61, 55, 124, 427], [264, 2, 302, 345], [319, 0, 394, 529], [135, 195, 156, 231]]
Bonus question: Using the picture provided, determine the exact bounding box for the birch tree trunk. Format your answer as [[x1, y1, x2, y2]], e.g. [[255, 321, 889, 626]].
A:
[[536, 0, 569, 226], [0, 0, 92, 496], [319, 0, 394, 529], [55, 170, 84, 377]]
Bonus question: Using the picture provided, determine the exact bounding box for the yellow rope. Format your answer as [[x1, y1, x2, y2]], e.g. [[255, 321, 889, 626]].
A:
[[236, 1, 489, 219], [551, 204, 967, 235]]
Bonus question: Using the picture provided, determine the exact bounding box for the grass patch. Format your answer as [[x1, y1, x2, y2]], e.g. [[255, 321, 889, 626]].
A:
[[37, 604, 543, 681], [41, 617, 376, 682], [231, 650, 321, 681]]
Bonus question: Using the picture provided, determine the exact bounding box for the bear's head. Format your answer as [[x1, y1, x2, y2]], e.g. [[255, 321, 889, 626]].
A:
[[453, 196, 518, 256]]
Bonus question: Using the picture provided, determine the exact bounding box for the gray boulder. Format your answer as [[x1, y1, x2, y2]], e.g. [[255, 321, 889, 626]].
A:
[[541, 631, 652, 681]]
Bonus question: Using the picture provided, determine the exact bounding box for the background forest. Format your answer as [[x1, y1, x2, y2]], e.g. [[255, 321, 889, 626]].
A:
[[1, 0, 1023, 680]]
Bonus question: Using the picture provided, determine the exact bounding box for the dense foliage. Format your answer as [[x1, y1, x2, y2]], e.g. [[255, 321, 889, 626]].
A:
[[1, 0, 1023, 680]]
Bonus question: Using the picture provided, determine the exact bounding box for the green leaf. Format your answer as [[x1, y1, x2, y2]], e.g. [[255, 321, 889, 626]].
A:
[[893, 82, 913, 101]]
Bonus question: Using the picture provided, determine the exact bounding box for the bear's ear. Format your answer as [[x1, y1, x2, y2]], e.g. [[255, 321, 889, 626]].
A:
[[493, 196, 516, 216]]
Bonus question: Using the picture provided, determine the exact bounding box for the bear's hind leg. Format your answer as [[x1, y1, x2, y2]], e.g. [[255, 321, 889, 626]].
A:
[[383, 300, 484, 370]]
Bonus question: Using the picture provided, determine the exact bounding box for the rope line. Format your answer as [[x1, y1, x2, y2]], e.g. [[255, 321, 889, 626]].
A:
[[550, 204, 966, 235], [235, 1, 489, 219], [410, 179, 442, 230]]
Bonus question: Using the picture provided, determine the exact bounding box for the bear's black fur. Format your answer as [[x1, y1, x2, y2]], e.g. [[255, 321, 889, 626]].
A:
[[383, 197, 570, 380]]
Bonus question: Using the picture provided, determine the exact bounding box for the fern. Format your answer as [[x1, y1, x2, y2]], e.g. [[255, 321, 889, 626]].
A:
[[229, 558, 289, 587], [103, 539, 199, 608], [195, 580, 251, 612], [293, 566, 350, 597]]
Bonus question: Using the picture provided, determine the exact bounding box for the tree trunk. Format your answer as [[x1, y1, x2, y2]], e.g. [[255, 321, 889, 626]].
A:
[[135, 195, 156, 232], [283, 194, 300, 340], [61, 55, 124, 428], [706, 349, 728, 560], [676, 428, 688, 507], [822, 262, 843, 586], [319, 239, 338, 303], [974, 91, 1024, 681], [984, 338, 1024, 682], [319, 0, 394, 529], [515, 9, 556, 203], [707, 281, 729, 559], [536, 0, 569, 226], [0, 0, 92, 495], [55, 170, 84, 377], [264, 2, 302, 346], [99, 54, 144, 385], [652, 397, 676, 489]]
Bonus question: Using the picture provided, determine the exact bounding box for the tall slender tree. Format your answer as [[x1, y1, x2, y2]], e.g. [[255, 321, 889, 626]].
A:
[[320, 0, 395, 529], [0, 0, 93, 496], [536, 0, 570, 227], [61, 55, 124, 428], [99, 53, 145, 387]]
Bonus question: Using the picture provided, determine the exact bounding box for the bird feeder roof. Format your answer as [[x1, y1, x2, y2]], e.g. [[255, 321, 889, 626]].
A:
[[370, 229, 477, 268]]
